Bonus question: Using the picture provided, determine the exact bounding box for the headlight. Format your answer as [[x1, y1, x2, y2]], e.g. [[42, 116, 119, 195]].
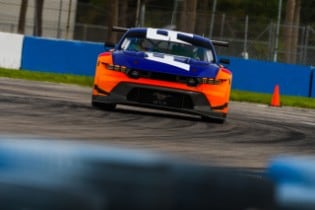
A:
[[187, 78, 199, 87], [200, 78, 227, 85], [103, 63, 128, 73]]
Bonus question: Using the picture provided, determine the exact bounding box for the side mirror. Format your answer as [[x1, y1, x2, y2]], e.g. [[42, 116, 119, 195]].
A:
[[219, 58, 230, 65], [104, 42, 117, 52], [104, 42, 115, 49]]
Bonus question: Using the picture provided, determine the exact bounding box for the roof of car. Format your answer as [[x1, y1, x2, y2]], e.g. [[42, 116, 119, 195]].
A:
[[120, 27, 214, 49]]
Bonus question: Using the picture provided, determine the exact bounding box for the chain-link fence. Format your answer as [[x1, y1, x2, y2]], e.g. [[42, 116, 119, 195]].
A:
[[73, 23, 108, 42], [0, 11, 75, 39], [1, 5, 315, 66]]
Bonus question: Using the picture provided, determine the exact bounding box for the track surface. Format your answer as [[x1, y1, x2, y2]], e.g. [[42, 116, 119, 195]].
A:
[[1, 77, 314, 168]]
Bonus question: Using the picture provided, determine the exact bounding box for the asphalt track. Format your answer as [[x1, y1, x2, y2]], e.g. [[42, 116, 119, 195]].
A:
[[1, 77, 314, 168]]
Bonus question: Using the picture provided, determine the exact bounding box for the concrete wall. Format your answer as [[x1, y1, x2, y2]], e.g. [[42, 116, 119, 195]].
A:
[[0, 32, 23, 69]]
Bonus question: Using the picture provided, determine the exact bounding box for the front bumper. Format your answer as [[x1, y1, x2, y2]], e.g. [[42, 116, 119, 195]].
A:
[[92, 82, 227, 120]]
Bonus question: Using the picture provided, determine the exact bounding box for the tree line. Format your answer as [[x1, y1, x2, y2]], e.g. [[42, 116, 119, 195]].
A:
[[82, 0, 303, 63], [18, 0, 310, 63]]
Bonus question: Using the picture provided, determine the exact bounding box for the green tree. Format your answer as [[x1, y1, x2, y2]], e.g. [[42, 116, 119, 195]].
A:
[[178, 0, 197, 33], [18, 0, 28, 34], [283, 0, 301, 63], [300, 0, 315, 25], [106, 0, 119, 43], [33, 0, 44, 36]]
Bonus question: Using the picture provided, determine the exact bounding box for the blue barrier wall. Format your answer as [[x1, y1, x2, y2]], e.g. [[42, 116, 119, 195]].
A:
[[21, 36, 106, 76], [311, 68, 315, 97], [19, 36, 314, 97], [228, 57, 313, 97]]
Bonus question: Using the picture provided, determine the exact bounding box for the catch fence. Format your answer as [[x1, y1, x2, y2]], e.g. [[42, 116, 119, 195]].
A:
[[1, 6, 315, 66]]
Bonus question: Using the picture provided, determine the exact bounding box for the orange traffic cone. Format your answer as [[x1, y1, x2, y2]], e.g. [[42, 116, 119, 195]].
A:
[[270, 84, 281, 107]]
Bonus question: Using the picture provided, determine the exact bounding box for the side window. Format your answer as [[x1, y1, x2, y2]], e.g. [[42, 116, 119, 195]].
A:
[[205, 49, 214, 63], [193, 47, 205, 61], [127, 38, 140, 51], [121, 38, 152, 52], [141, 39, 153, 51], [121, 38, 131, 50], [121, 37, 142, 51], [171, 44, 194, 58]]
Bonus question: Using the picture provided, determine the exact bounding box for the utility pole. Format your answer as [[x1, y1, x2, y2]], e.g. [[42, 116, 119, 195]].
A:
[[140, 1, 145, 27], [57, 0, 63, 38], [65, 0, 72, 39], [135, 0, 146, 27], [171, 0, 179, 27], [273, 0, 283, 62], [33, 0, 44, 36], [243, 15, 249, 59], [18, 0, 28, 34], [209, 0, 217, 38], [135, 0, 141, 26]]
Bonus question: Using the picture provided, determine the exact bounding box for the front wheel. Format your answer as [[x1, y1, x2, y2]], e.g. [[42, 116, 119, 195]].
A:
[[202, 116, 226, 124], [92, 101, 116, 111]]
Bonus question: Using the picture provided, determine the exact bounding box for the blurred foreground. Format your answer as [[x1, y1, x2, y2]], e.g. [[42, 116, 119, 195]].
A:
[[0, 138, 314, 210]]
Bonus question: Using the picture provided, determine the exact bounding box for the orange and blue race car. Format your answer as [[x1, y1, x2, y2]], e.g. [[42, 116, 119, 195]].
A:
[[92, 27, 232, 123]]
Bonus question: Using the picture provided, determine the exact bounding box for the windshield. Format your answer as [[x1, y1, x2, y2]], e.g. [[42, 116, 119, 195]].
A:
[[120, 37, 215, 63]]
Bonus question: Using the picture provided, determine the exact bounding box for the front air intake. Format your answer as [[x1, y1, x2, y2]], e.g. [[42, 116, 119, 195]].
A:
[[127, 88, 194, 109]]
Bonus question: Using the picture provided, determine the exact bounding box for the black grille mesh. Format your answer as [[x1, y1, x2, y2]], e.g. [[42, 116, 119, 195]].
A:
[[127, 87, 194, 109], [135, 70, 191, 84]]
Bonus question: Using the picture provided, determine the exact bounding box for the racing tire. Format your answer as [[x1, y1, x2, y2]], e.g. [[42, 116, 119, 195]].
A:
[[92, 101, 116, 111], [202, 116, 225, 124]]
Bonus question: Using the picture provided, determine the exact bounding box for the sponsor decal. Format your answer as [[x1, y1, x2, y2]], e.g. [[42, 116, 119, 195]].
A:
[[146, 28, 193, 44], [145, 52, 190, 71]]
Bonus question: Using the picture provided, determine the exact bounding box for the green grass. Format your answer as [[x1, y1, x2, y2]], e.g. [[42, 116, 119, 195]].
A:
[[0, 68, 93, 87], [231, 90, 315, 109], [1, 67, 315, 109]]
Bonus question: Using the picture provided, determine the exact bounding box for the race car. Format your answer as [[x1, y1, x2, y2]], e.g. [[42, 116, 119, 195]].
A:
[[92, 27, 232, 123]]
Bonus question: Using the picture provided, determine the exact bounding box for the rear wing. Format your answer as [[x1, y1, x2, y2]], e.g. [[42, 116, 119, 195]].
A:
[[112, 26, 129, 33], [211, 40, 229, 47], [112, 26, 229, 47]]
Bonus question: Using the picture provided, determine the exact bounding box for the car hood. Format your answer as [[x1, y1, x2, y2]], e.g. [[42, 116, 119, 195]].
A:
[[112, 51, 219, 78]]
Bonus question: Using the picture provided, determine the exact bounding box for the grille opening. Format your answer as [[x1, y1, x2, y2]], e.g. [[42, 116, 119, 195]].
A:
[[150, 72, 177, 82], [135, 69, 192, 84], [127, 88, 194, 109]]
